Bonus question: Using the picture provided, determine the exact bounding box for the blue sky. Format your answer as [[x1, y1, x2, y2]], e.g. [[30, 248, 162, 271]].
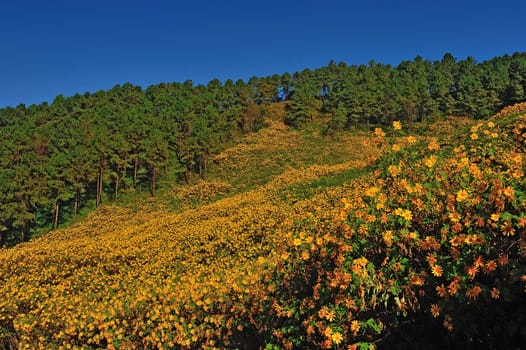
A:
[[1, 0, 525, 108]]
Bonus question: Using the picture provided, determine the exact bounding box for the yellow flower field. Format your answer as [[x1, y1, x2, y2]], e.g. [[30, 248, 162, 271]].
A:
[[1, 106, 525, 349]]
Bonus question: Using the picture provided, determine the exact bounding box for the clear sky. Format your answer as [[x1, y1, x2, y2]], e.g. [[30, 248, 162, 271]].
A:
[[1, 0, 525, 108]]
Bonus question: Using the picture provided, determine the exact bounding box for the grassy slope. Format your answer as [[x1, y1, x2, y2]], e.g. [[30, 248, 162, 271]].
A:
[[1, 108, 505, 348], [0, 111, 385, 348]]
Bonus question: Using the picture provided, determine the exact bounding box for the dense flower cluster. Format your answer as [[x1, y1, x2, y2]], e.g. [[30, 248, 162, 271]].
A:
[[491, 102, 526, 119], [257, 112, 526, 348]]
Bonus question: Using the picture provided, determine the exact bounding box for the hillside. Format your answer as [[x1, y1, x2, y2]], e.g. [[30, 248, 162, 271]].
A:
[[0, 106, 526, 349], [0, 114, 381, 349], [2, 103, 525, 349]]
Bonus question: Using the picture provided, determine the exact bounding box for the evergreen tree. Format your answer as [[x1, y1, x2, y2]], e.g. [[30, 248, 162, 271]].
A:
[[285, 82, 322, 127], [325, 103, 348, 134], [505, 53, 526, 104]]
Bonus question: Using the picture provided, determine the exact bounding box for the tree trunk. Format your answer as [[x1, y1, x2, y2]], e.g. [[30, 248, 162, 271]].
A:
[[114, 170, 120, 202], [133, 156, 138, 188], [73, 189, 79, 223], [54, 200, 60, 230], [96, 168, 101, 208], [199, 155, 208, 180], [97, 163, 104, 208], [19, 223, 28, 243], [151, 166, 157, 197], [202, 155, 207, 179], [99, 167, 103, 205]]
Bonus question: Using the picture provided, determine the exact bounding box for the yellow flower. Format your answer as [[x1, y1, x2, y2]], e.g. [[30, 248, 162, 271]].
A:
[[465, 285, 482, 300], [392, 143, 401, 152], [413, 183, 423, 194], [431, 265, 443, 277], [501, 221, 516, 236], [365, 186, 380, 197], [318, 306, 328, 319], [487, 121, 495, 128], [325, 310, 335, 322], [456, 189, 469, 202], [448, 281, 460, 296], [406, 136, 417, 144], [350, 320, 360, 335], [430, 304, 440, 318], [383, 230, 393, 247], [503, 186, 515, 198], [373, 127, 385, 138], [324, 326, 333, 338], [401, 209, 413, 221], [424, 155, 437, 168], [392, 120, 402, 131], [490, 213, 500, 222], [483, 260, 497, 273], [353, 257, 368, 267], [395, 208, 412, 221], [331, 331, 343, 345], [426, 254, 437, 266], [388, 165, 400, 177], [470, 133, 479, 140], [511, 153, 522, 164], [427, 139, 440, 150], [436, 284, 447, 297]]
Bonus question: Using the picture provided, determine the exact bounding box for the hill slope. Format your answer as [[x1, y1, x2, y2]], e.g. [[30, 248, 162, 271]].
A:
[[0, 117, 380, 349], [1, 105, 526, 349]]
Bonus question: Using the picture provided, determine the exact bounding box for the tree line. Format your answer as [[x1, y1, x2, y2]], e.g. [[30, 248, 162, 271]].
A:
[[287, 52, 526, 130], [1, 52, 525, 246]]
